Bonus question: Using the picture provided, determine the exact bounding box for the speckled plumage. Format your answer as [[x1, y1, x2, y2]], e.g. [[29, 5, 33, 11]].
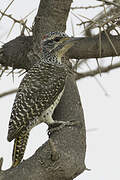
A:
[[7, 32, 73, 168]]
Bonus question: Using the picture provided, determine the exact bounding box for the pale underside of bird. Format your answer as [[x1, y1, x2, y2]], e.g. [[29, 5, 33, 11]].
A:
[[7, 31, 76, 168]]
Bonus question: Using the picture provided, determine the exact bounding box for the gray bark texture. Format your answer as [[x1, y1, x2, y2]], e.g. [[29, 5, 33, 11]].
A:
[[0, 0, 86, 180]]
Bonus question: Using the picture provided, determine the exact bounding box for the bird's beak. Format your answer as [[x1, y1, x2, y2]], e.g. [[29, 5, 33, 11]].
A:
[[62, 37, 80, 46], [57, 37, 78, 57]]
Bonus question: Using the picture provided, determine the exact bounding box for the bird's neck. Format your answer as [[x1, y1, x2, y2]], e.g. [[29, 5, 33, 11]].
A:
[[41, 51, 62, 65]]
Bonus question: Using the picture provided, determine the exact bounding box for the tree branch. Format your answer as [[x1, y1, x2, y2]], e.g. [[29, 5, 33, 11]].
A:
[[0, 89, 17, 98], [0, 35, 33, 70], [1, 33, 120, 71]]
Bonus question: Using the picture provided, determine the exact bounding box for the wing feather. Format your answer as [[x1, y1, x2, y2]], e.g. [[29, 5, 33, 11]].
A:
[[7, 62, 67, 141]]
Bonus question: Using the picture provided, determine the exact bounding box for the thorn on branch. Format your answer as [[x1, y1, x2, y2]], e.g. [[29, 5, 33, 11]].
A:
[[85, 167, 91, 171], [7, 67, 15, 83], [18, 70, 27, 77], [0, 0, 14, 21], [0, 66, 8, 78]]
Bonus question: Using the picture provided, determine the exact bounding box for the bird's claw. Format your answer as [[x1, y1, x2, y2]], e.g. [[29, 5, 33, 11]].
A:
[[48, 120, 81, 135]]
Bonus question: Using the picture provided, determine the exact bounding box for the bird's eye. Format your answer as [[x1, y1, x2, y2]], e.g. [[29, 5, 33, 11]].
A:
[[54, 37, 61, 42]]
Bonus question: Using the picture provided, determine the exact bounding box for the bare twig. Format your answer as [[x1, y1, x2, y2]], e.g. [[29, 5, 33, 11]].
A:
[[78, 4, 120, 36], [0, 10, 32, 32], [76, 61, 120, 79], [0, 0, 14, 21], [97, 0, 120, 7], [70, 10, 83, 24], [103, 27, 118, 55], [0, 66, 8, 77], [96, 58, 101, 76], [0, 89, 17, 98], [7, 21, 15, 39], [71, 4, 104, 10], [70, 17, 75, 37], [22, 8, 36, 20], [77, 13, 98, 25], [99, 27, 102, 58]]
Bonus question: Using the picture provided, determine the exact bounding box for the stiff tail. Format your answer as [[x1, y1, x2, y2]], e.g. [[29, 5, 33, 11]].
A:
[[11, 131, 29, 168]]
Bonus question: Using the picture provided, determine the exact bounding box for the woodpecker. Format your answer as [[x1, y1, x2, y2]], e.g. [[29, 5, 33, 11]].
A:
[[7, 32, 75, 168]]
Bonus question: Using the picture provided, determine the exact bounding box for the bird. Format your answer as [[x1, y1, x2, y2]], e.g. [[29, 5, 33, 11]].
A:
[[7, 31, 75, 168]]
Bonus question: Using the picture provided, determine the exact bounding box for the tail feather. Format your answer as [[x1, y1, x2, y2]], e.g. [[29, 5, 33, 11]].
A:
[[12, 131, 29, 168]]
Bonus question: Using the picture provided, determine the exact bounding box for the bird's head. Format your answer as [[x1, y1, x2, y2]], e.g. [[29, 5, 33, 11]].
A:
[[40, 32, 74, 59]]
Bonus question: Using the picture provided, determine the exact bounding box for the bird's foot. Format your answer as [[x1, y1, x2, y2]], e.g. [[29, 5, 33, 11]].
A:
[[48, 120, 81, 135]]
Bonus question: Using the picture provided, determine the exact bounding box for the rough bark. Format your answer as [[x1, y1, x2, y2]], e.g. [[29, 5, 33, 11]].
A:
[[0, 36, 33, 70], [0, 0, 86, 180], [67, 33, 120, 59]]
